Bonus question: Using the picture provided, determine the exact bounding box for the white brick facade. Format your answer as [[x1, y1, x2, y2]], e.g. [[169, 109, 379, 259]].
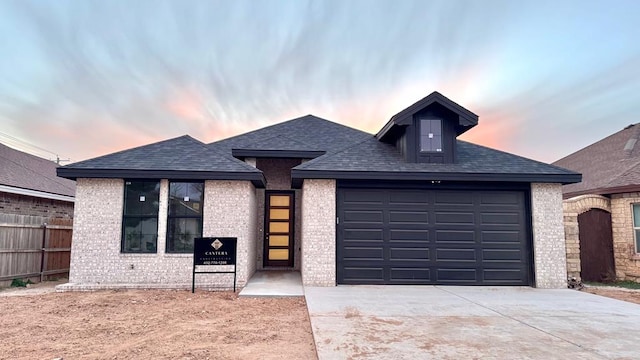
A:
[[531, 183, 568, 288], [61, 178, 256, 291], [301, 179, 336, 286]]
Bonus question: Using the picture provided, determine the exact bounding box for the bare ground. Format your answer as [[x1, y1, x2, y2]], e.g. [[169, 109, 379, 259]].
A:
[[583, 286, 640, 305], [0, 283, 317, 360]]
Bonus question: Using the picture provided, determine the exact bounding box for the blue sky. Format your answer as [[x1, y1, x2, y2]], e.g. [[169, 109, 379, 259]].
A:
[[0, 0, 639, 163]]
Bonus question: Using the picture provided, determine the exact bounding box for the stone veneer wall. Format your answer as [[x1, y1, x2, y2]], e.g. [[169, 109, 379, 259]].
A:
[[62, 178, 256, 291], [610, 193, 640, 281], [301, 179, 336, 286], [562, 195, 611, 281], [531, 183, 567, 288]]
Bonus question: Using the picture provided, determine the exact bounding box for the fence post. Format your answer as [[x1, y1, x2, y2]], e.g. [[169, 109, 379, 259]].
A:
[[40, 223, 47, 282]]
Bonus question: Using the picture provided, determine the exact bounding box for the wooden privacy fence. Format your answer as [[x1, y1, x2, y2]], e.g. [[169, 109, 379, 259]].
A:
[[0, 214, 72, 284]]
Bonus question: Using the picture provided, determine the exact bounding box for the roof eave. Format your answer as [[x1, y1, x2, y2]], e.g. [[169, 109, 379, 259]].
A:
[[291, 169, 582, 188], [57, 168, 266, 188], [231, 149, 325, 159]]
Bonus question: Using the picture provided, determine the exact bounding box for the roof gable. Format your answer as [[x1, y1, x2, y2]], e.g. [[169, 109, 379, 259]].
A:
[[376, 91, 478, 142], [0, 143, 76, 197], [209, 115, 372, 155], [553, 124, 640, 196]]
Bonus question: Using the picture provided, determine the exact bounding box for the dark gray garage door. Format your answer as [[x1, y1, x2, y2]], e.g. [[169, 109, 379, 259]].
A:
[[337, 188, 531, 285]]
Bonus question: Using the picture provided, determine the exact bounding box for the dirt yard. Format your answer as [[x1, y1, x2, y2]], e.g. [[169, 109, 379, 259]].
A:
[[583, 286, 640, 305], [0, 284, 317, 360]]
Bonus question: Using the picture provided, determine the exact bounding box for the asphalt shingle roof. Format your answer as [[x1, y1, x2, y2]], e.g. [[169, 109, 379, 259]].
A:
[[58, 135, 262, 181], [0, 143, 76, 197], [554, 124, 640, 196], [295, 136, 577, 177], [209, 115, 371, 154]]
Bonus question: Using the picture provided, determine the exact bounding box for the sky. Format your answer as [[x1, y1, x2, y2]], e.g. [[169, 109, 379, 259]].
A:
[[0, 0, 639, 164]]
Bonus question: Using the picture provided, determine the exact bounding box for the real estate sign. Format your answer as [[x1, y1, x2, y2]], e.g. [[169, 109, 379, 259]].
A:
[[192, 237, 237, 292]]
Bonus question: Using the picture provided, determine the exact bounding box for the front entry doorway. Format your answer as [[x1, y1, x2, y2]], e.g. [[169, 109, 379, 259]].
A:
[[264, 191, 294, 267]]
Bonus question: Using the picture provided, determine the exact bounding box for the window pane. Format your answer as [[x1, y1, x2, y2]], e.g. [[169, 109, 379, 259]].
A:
[[636, 229, 640, 253], [167, 218, 201, 253], [269, 222, 289, 233], [169, 182, 203, 216], [269, 249, 289, 260], [124, 181, 160, 215], [633, 204, 640, 226], [420, 118, 442, 152], [270, 195, 290, 207]]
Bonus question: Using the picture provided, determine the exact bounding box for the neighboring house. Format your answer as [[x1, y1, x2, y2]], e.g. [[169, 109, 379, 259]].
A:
[[0, 143, 75, 218], [57, 91, 580, 290], [554, 124, 640, 283]]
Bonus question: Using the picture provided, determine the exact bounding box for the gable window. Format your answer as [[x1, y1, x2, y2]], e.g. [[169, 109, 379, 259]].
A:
[[167, 182, 203, 253], [122, 180, 160, 253], [420, 118, 442, 152], [633, 204, 640, 253]]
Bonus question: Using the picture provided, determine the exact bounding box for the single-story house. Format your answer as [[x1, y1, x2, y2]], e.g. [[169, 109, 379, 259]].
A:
[[1, 143, 75, 218], [57, 91, 580, 290], [554, 124, 640, 283]]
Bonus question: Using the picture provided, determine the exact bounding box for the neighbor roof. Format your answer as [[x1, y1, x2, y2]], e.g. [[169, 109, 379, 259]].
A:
[[0, 143, 76, 197], [554, 123, 640, 197], [292, 137, 580, 186], [57, 135, 265, 186]]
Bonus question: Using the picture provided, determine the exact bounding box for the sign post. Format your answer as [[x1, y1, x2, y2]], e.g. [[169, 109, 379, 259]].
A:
[[192, 237, 237, 293]]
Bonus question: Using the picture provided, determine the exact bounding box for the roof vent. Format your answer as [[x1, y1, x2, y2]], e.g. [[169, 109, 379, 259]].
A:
[[624, 124, 640, 157], [624, 138, 637, 151]]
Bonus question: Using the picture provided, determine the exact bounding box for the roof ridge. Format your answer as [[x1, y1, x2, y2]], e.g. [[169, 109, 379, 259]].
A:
[[208, 114, 372, 146]]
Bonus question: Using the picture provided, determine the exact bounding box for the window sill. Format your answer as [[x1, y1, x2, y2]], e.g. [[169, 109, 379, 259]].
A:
[[631, 254, 640, 261], [163, 253, 193, 257], [120, 252, 158, 256]]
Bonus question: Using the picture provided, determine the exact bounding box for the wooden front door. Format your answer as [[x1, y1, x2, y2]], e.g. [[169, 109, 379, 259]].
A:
[[264, 192, 294, 267], [578, 209, 616, 282]]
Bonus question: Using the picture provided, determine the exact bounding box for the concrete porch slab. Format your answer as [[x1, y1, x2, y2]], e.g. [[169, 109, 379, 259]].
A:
[[238, 271, 303, 297]]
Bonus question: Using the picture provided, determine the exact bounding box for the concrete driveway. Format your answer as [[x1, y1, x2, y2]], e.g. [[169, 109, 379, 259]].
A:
[[304, 286, 640, 359]]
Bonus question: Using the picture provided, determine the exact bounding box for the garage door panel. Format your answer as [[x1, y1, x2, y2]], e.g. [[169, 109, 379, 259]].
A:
[[483, 269, 524, 282], [390, 229, 429, 241], [390, 247, 429, 261], [342, 247, 383, 260], [434, 191, 474, 205], [338, 188, 531, 286], [482, 249, 522, 262], [342, 267, 385, 283], [480, 192, 522, 205], [389, 211, 429, 224], [481, 231, 521, 244], [389, 191, 429, 205], [344, 210, 383, 223], [342, 190, 385, 204], [435, 230, 475, 243], [436, 248, 476, 262], [436, 268, 477, 282], [481, 212, 520, 225], [390, 268, 431, 282], [435, 212, 475, 225]]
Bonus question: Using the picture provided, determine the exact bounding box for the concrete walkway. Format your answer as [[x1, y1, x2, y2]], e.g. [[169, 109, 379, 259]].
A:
[[305, 286, 640, 359], [238, 271, 303, 297]]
